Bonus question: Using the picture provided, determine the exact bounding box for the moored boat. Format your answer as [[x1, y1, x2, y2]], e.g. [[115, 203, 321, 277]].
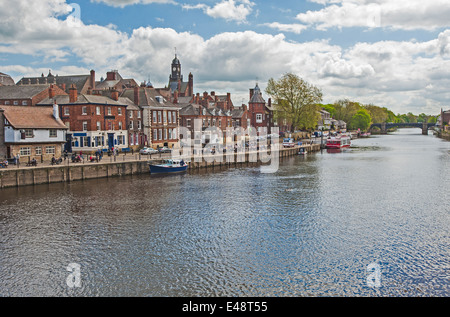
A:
[[326, 134, 351, 149], [298, 147, 307, 155], [149, 159, 188, 174]]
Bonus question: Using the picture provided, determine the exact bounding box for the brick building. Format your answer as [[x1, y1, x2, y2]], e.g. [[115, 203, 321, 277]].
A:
[[121, 86, 181, 149], [438, 109, 450, 129], [0, 84, 67, 107], [248, 84, 274, 134], [38, 85, 128, 153]]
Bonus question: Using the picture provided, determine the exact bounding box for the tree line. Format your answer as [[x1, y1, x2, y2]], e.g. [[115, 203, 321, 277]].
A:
[[266, 73, 438, 132]]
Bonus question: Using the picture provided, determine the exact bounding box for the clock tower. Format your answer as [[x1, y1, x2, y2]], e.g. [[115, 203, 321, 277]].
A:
[[167, 52, 193, 97]]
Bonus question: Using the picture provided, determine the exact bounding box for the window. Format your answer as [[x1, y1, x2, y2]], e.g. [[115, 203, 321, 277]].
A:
[[153, 129, 158, 141], [168, 111, 172, 123], [64, 107, 70, 116], [96, 121, 101, 131], [22, 101, 28, 106], [20, 147, 31, 156], [153, 111, 157, 123], [256, 114, 263, 123], [83, 121, 88, 131], [129, 121, 133, 130], [138, 121, 142, 130], [168, 128, 172, 140], [49, 129, 57, 138], [163, 111, 167, 123], [186, 119, 191, 128], [25, 129, 34, 138], [107, 107, 112, 115], [119, 121, 123, 130], [118, 135, 125, 145], [158, 111, 162, 123], [164, 129, 167, 140], [13, 101, 18, 105], [82, 106, 87, 115], [118, 108, 122, 116], [83, 137, 89, 147], [137, 111, 141, 119], [46, 146, 56, 155], [5, 101, 10, 105], [96, 106, 101, 115], [129, 111, 133, 119], [158, 129, 162, 140], [35, 147, 42, 155], [172, 112, 176, 124]]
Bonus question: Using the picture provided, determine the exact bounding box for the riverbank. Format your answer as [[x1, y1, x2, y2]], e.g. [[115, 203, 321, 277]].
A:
[[0, 143, 321, 188]]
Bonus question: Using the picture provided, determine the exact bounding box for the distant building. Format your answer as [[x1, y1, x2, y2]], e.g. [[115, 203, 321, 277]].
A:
[[0, 72, 15, 86], [93, 70, 139, 94], [438, 109, 450, 129], [0, 105, 67, 162], [38, 85, 129, 153], [167, 54, 194, 98], [0, 84, 67, 107], [248, 84, 274, 134], [17, 69, 96, 95], [231, 105, 250, 129], [318, 110, 331, 130]]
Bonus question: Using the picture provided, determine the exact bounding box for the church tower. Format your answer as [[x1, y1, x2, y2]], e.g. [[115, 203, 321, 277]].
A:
[[169, 54, 183, 93]]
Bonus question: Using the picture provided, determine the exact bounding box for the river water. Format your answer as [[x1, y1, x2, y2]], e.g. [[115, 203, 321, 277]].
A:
[[0, 129, 449, 297]]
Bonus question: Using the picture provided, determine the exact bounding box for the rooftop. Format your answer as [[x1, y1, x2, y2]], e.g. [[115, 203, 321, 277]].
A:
[[0, 105, 67, 130]]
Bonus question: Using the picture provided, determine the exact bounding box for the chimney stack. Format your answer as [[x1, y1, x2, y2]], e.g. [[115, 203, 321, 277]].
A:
[[48, 84, 56, 99], [174, 90, 179, 104], [134, 87, 140, 106], [53, 101, 59, 119], [90, 70, 96, 90], [111, 89, 119, 101], [69, 84, 78, 103]]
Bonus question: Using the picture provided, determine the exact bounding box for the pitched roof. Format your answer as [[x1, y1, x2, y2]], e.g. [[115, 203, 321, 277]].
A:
[[0, 85, 51, 99], [0, 105, 67, 129], [17, 74, 91, 93], [121, 87, 180, 109], [37, 94, 128, 106], [250, 85, 266, 104]]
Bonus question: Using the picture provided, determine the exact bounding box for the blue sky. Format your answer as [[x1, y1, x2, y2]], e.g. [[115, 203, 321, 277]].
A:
[[1, 0, 450, 115]]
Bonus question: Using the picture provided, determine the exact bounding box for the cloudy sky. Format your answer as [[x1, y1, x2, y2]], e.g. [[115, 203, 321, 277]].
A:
[[1, 0, 450, 115]]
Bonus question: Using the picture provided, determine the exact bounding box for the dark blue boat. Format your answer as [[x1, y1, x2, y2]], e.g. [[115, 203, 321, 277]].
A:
[[149, 159, 189, 174]]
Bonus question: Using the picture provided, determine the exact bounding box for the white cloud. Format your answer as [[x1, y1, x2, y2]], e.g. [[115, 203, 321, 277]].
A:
[[2, 0, 450, 114], [297, 0, 450, 31], [182, 0, 255, 24], [91, 0, 177, 8], [262, 22, 308, 34]]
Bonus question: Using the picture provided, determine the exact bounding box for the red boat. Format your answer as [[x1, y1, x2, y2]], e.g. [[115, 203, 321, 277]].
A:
[[326, 134, 351, 149]]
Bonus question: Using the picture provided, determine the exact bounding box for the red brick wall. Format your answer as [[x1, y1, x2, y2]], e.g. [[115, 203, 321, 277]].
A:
[[60, 104, 127, 132]]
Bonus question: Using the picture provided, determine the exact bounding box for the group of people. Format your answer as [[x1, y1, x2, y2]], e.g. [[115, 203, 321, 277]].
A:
[[68, 149, 104, 163]]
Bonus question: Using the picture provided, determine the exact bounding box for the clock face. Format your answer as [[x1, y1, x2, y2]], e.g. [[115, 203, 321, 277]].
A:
[[173, 67, 177, 71]]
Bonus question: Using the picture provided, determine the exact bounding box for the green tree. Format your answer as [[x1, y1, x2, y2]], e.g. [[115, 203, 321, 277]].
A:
[[266, 73, 323, 132], [333, 99, 362, 124], [349, 109, 372, 131], [364, 104, 388, 124], [320, 104, 336, 117]]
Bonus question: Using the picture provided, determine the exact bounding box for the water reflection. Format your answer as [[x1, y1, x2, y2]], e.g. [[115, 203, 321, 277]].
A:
[[0, 129, 449, 296]]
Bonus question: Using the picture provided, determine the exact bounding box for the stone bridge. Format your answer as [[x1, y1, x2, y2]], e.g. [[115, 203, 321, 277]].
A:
[[370, 122, 436, 135]]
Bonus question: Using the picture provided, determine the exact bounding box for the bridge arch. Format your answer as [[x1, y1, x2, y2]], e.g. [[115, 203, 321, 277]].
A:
[[370, 122, 436, 135]]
